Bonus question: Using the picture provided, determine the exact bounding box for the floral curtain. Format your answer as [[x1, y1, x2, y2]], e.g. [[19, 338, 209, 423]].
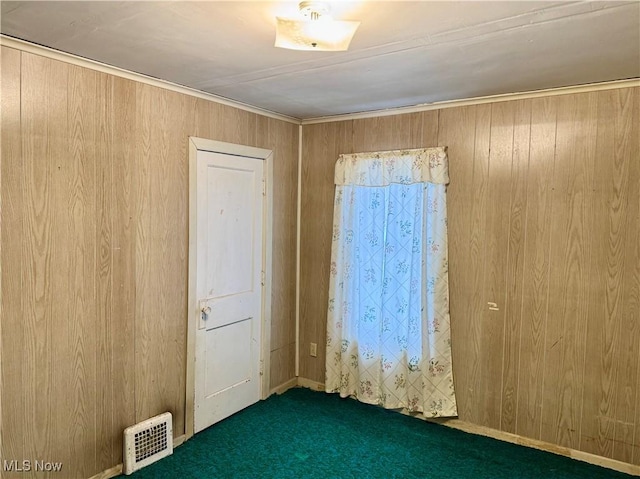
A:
[[325, 147, 457, 418]]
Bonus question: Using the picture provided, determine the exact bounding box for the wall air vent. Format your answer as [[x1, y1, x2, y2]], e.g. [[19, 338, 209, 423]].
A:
[[123, 412, 173, 475]]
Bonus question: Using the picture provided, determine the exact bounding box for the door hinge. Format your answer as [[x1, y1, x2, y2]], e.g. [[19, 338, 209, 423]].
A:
[[262, 178, 266, 196], [261, 270, 265, 286], [259, 360, 264, 376]]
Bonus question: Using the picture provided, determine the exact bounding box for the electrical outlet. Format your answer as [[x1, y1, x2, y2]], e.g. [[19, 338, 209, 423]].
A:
[[310, 342, 317, 357]]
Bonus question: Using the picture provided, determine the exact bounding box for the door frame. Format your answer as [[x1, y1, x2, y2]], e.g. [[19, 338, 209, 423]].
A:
[[185, 137, 273, 440]]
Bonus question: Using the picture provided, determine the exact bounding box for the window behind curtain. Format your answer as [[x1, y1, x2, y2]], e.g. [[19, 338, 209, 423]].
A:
[[325, 148, 457, 418]]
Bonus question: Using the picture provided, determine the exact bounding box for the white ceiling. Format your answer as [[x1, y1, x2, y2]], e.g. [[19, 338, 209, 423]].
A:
[[1, 1, 639, 120]]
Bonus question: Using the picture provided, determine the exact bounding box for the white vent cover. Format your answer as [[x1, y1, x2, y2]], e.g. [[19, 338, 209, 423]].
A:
[[123, 412, 173, 475]]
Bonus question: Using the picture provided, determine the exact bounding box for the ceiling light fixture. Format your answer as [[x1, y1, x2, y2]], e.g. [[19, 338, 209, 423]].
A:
[[275, 1, 360, 52]]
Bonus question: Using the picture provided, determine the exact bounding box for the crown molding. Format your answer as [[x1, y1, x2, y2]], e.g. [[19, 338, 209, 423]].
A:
[[302, 78, 640, 125], [0, 35, 301, 125], [3, 34, 638, 127]]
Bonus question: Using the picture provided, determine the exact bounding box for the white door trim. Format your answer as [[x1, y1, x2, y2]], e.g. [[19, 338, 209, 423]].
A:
[[186, 137, 273, 440]]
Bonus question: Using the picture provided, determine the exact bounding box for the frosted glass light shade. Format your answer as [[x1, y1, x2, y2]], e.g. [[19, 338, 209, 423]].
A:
[[275, 17, 360, 51]]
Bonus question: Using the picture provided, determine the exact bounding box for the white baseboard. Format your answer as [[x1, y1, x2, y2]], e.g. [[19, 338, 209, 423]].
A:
[[270, 377, 298, 395], [173, 434, 186, 448], [294, 377, 639, 477], [423, 417, 640, 477], [90, 383, 639, 478], [89, 434, 186, 479], [297, 377, 325, 391], [89, 464, 122, 479]]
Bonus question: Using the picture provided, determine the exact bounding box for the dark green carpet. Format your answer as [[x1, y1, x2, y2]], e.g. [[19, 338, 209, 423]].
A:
[[124, 388, 633, 479]]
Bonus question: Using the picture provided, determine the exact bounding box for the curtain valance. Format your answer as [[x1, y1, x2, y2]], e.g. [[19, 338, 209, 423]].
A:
[[334, 147, 449, 187]]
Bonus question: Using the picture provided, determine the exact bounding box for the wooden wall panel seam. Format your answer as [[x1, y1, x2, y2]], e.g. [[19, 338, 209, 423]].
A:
[[538, 98, 559, 442], [576, 93, 599, 453], [497, 101, 518, 432], [629, 88, 640, 466], [503, 99, 533, 435], [1, 46, 23, 479], [512, 100, 534, 435], [515, 97, 557, 441]]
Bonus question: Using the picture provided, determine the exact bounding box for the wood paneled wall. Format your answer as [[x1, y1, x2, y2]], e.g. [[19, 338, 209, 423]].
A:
[[0, 46, 298, 479], [300, 87, 640, 465]]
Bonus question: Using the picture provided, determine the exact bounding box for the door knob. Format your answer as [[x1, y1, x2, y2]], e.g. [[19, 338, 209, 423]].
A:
[[201, 306, 211, 315]]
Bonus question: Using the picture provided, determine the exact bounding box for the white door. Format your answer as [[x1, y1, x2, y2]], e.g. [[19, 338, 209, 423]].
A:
[[194, 150, 264, 433]]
